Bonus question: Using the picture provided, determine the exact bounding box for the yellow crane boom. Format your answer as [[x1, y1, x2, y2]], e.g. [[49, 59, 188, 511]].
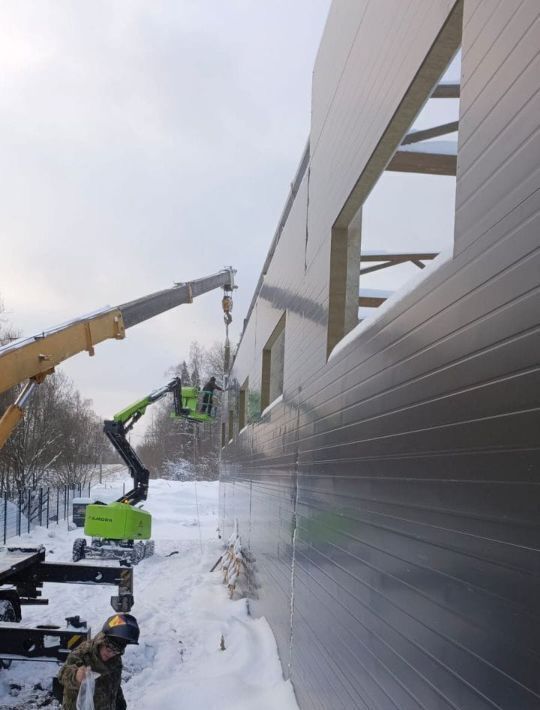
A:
[[0, 268, 236, 448]]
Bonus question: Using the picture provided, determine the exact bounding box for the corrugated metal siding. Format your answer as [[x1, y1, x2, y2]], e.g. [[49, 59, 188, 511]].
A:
[[455, 0, 540, 254], [221, 1, 540, 708]]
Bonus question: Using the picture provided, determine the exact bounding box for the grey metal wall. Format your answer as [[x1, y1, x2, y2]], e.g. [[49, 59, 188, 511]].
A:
[[221, 1, 540, 708]]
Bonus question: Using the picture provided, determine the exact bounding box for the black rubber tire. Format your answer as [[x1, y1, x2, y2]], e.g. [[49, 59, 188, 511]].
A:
[[0, 599, 17, 668], [0, 600, 16, 622], [72, 538, 87, 562]]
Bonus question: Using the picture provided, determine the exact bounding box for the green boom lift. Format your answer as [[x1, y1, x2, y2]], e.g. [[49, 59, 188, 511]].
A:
[[72, 376, 200, 565]]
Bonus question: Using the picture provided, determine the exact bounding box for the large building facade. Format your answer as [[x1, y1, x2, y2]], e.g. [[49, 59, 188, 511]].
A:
[[220, 2, 540, 708]]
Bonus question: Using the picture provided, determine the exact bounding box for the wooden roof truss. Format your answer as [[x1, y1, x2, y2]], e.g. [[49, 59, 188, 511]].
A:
[[358, 252, 439, 308], [386, 81, 460, 176]]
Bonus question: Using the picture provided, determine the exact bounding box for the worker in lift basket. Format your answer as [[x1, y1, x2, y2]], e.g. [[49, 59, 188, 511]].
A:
[[201, 375, 223, 414], [57, 613, 139, 710]]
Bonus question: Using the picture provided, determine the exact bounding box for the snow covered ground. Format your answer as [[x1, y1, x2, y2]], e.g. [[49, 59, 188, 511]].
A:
[[0, 478, 298, 710]]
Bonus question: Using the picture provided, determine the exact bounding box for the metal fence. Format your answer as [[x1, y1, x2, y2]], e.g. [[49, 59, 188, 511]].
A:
[[0, 484, 91, 544]]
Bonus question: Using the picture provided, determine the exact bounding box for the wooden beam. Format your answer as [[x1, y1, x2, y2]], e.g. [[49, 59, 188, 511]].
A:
[[360, 253, 438, 262], [402, 120, 458, 144], [358, 295, 387, 308], [432, 82, 460, 98], [386, 150, 457, 176], [359, 253, 438, 276], [360, 262, 395, 276]]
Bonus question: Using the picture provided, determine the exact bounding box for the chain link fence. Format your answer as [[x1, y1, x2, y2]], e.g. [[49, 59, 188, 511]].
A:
[[0, 484, 92, 544], [0, 466, 132, 544]]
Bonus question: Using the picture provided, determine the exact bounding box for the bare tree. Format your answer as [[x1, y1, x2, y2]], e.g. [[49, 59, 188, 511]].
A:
[[203, 342, 226, 383], [53, 387, 106, 489], [0, 299, 108, 493], [138, 340, 225, 480]]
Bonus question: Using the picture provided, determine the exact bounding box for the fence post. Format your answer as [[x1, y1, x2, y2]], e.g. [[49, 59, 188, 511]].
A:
[[56, 488, 60, 525], [39, 488, 43, 527], [3, 496, 7, 544], [123, 482, 125, 496], [46, 487, 50, 529], [27, 489, 31, 533], [17, 491, 22, 536]]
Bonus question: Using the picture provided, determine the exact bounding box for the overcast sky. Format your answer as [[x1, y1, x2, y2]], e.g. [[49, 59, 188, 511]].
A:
[[0, 1, 331, 425]]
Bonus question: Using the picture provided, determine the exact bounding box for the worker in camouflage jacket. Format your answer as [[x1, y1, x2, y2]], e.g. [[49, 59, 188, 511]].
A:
[[58, 613, 139, 710]]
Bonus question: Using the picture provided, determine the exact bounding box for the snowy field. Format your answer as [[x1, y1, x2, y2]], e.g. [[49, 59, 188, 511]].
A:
[[0, 478, 298, 710]]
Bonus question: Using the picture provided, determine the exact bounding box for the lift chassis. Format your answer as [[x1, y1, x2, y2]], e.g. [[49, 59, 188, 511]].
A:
[[0, 546, 133, 662], [72, 377, 184, 565], [73, 536, 155, 564]]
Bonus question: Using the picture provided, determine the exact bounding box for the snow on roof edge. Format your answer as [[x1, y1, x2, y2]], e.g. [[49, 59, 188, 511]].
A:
[[329, 247, 453, 362]]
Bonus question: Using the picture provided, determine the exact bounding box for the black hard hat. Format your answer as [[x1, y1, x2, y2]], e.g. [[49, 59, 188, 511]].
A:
[[102, 613, 140, 645], [210, 376, 216, 382]]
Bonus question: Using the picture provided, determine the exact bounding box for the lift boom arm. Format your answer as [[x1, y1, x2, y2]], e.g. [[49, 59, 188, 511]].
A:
[[105, 377, 183, 506]]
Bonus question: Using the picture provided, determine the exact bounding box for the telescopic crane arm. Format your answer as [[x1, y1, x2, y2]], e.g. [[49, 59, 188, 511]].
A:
[[0, 268, 236, 448]]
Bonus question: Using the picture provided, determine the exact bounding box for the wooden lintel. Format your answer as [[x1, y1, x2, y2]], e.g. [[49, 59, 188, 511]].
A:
[[386, 150, 457, 176]]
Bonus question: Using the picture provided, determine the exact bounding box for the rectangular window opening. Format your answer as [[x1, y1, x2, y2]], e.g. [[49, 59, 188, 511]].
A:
[[228, 409, 234, 442], [239, 377, 248, 430], [261, 313, 286, 411]]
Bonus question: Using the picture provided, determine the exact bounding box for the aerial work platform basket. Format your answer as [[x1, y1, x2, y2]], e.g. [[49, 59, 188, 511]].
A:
[[174, 387, 220, 423]]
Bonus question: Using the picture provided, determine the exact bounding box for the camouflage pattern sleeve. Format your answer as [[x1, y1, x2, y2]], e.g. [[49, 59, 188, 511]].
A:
[[58, 650, 84, 693]]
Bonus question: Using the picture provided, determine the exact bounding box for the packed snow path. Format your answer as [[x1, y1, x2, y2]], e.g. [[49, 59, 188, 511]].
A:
[[0, 479, 298, 710]]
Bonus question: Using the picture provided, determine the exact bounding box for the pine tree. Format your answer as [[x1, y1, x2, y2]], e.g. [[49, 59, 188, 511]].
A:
[[189, 342, 204, 389], [180, 361, 191, 386], [191, 363, 200, 389]]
